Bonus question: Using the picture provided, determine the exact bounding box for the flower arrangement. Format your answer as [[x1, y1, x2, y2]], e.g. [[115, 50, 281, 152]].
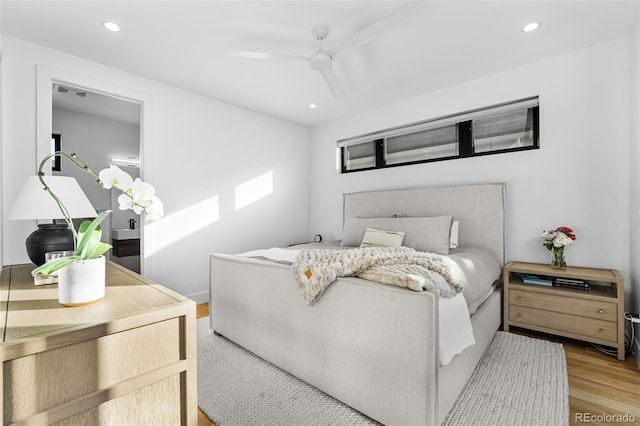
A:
[[541, 226, 576, 269], [31, 151, 163, 277], [541, 226, 576, 249]]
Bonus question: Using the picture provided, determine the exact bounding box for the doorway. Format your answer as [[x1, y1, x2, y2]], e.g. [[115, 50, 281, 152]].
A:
[[36, 65, 153, 275], [52, 83, 142, 272]]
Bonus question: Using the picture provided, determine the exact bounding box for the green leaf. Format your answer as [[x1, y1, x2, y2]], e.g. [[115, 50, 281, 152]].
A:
[[80, 229, 102, 259], [31, 255, 81, 276], [76, 211, 111, 258], [86, 242, 112, 259]]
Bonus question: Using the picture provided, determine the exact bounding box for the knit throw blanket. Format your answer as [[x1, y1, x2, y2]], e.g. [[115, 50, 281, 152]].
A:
[[292, 246, 463, 305]]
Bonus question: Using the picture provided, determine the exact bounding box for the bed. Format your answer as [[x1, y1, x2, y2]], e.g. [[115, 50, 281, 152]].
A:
[[209, 183, 505, 425]]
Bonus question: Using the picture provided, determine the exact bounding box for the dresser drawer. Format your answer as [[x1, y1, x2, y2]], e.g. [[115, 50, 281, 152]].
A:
[[3, 318, 181, 422], [509, 288, 617, 322], [509, 305, 617, 342]]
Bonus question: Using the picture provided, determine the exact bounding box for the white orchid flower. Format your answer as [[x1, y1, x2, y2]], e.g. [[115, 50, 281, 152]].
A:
[[99, 165, 133, 191], [145, 196, 164, 221], [130, 178, 155, 203], [116, 179, 163, 220], [117, 193, 136, 212], [98, 164, 163, 220]]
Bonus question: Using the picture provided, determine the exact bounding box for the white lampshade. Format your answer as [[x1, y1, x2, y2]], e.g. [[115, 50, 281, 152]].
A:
[[7, 176, 97, 220]]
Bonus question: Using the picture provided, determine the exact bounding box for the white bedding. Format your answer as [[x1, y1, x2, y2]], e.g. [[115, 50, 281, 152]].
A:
[[233, 243, 501, 366], [238, 247, 300, 263], [239, 243, 500, 312], [438, 292, 476, 365], [447, 245, 502, 314]]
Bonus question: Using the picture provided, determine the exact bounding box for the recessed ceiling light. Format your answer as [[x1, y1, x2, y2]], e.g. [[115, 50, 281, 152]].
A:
[[102, 21, 121, 32], [309, 104, 317, 109], [522, 22, 540, 33]]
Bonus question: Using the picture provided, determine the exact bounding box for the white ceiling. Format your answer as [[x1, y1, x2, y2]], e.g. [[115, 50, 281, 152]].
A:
[[52, 83, 141, 126], [2, 1, 639, 127]]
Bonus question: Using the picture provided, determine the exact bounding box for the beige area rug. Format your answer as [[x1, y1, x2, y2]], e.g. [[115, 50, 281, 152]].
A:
[[197, 317, 569, 425]]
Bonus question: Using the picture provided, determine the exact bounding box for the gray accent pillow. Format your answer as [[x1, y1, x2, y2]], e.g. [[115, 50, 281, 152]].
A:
[[341, 216, 453, 254]]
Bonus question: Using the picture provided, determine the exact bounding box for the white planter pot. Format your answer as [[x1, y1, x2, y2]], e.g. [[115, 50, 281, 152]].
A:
[[57, 256, 106, 306]]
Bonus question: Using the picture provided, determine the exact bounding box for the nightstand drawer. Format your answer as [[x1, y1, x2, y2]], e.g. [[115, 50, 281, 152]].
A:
[[509, 288, 616, 322], [509, 305, 617, 342]]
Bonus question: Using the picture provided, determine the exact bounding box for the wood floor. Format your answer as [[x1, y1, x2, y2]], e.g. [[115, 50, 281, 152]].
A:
[[516, 328, 640, 426], [195, 303, 640, 426], [196, 303, 215, 426]]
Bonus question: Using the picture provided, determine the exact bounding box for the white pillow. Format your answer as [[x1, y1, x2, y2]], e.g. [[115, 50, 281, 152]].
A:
[[360, 228, 405, 248], [341, 216, 453, 255], [450, 221, 459, 249]]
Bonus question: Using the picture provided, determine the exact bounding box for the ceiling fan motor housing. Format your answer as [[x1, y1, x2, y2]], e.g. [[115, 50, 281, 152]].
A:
[[309, 52, 333, 71]]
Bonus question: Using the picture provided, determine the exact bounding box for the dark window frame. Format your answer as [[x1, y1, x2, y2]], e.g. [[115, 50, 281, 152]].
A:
[[339, 99, 539, 174], [51, 133, 61, 171]]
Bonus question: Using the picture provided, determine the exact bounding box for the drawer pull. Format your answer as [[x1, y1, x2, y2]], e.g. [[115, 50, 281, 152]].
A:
[[516, 296, 522, 301], [516, 313, 522, 318], [598, 328, 605, 333], [598, 309, 605, 314]]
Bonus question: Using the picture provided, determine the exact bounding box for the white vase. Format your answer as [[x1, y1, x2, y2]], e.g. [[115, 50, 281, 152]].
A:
[[57, 256, 106, 306]]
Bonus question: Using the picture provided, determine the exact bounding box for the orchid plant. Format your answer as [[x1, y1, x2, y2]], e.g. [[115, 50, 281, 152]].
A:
[[31, 151, 163, 277]]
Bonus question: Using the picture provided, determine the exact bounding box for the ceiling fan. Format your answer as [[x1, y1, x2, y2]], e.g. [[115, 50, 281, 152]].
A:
[[227, 13, 402, 98]]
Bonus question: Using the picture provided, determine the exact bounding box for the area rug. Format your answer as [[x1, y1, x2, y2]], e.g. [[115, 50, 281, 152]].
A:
[[197, 317, 568, 426], [442, 330, 569, 426]]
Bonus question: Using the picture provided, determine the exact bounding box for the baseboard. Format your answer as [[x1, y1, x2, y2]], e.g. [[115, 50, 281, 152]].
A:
[[189, 291, 209, 305]]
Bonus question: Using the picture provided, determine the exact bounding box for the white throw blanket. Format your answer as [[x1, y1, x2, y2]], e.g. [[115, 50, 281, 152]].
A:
[[292, 246, 463, 305]]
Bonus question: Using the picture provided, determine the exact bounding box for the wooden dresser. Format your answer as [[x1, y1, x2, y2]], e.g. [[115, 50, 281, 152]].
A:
[[0, 262, 197, 425], [503, 261, 624, 360]]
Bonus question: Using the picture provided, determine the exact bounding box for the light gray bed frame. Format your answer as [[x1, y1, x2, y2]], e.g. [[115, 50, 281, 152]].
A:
[[209, 183, 505, 425]]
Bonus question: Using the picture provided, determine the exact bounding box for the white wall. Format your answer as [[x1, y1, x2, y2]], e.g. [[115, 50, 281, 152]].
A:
[[629, 11, 640, 364], [309, 38, 632, 305], [1, 36, 310, 302]]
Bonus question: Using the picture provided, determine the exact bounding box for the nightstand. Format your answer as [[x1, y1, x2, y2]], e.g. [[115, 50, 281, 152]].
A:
[[1, 262, 197, 424], [503, 261, 625, 360]]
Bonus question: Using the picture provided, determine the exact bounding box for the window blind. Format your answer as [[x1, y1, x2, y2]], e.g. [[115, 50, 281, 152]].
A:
[[337, 96, 539, 148]]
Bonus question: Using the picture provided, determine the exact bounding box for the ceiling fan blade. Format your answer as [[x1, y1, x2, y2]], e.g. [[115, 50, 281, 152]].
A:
[[320, 68, 346, 98], [325, 13, 402, 57], [226, 51, 307, 61]]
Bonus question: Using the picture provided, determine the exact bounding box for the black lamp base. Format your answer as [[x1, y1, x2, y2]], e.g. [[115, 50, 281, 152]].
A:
[[26, 223, 74, 266]]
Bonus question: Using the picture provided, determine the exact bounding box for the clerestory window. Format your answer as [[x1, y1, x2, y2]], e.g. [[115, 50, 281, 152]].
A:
[[338, 97, 539, 173]]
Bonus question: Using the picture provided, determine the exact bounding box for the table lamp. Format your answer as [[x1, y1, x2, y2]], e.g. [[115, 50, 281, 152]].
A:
[[7, 176, 97, 265]]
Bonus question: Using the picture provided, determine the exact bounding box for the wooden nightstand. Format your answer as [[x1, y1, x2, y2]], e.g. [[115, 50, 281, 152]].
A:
[[0, 262, 197, 424], [503, 261, 625, 360]]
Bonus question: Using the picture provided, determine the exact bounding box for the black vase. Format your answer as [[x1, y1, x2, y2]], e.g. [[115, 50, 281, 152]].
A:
[[26, 223, 74, 266]]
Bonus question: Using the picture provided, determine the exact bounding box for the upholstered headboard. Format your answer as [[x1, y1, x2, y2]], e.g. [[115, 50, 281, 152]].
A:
[[343, 183, 506, 265]]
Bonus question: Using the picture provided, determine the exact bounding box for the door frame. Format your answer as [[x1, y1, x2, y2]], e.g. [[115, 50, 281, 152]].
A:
[[36, 65, 153, 275]]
